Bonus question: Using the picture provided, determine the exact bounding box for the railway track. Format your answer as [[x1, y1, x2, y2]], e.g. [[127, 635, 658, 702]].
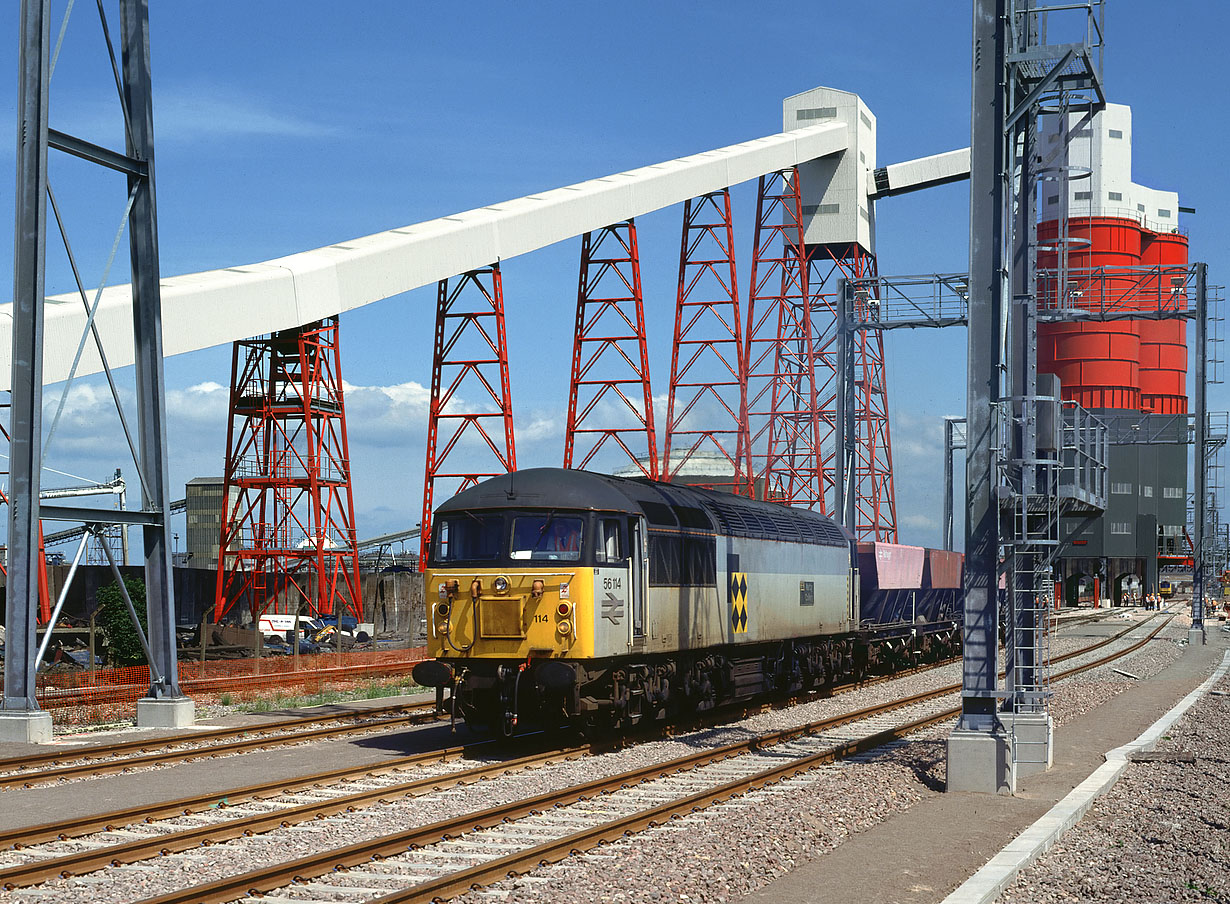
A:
[[0, 699, 444, 790], [0, 606, 1123, 792], [0, 611, 1170, 902]]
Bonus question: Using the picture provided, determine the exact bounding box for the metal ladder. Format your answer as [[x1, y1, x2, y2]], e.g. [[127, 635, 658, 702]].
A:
[[995, 397, 1061, 773]]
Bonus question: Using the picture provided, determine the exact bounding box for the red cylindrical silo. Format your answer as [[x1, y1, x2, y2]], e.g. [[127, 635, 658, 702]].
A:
[[1138, 229, 1189, 414], [1037, 217, 1143, 410]]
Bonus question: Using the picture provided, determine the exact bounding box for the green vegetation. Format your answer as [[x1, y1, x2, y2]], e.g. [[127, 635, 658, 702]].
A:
[[94, 578, 149, 666], [218, 677, 424, 714]]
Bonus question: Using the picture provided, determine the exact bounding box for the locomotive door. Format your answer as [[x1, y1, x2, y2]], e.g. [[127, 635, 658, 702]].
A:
[[630, 515, 648, 641]]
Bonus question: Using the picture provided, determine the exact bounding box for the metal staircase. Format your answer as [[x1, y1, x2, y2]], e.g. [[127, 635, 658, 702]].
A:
[[997, 389, 1108, 774]]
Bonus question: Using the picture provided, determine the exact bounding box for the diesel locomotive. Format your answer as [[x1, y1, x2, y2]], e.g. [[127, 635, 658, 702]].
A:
[[412, 468, 960, 734]]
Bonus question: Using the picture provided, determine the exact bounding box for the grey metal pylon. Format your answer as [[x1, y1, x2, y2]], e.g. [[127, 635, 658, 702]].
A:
[[4, 0, 53, 740], [958, 0, 1008, 743], [1192, 263, 1209, 638], [5, 0, 190, 738]]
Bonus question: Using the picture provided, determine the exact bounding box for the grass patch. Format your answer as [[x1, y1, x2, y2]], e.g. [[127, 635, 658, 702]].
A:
[[223, 677, 424, 714]]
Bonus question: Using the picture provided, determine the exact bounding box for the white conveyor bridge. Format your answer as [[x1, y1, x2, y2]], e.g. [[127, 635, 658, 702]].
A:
[[0, 122, 854, 391]]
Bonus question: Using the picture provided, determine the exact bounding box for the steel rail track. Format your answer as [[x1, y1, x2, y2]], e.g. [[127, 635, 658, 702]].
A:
[[0, 607, 1118, 791], [0, 699, 441, 773], [0, 667, 956, 884], [116, 614, 1172, 904], [0, 613, 1153, 892], [0, 701, 442, 790], [0, 659, 948, 853], [0, 738, 497, 850]]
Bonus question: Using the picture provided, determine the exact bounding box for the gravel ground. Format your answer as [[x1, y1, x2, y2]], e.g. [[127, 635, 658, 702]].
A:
[[444, 615, 1189, 904], [0, 613, 1173, 904], [998, 628, 1230, 904]]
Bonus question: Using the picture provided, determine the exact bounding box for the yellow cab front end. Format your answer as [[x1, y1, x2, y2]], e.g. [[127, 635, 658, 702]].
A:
[[412, 506, 605, 734], [424, 566, 595, 661]]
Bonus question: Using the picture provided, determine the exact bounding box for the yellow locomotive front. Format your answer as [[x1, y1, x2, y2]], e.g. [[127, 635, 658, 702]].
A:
[[425, 507, 598, 661], [414, 503, 628, 733]]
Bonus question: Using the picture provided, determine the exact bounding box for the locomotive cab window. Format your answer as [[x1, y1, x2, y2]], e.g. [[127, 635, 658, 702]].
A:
[[595, 517, 625, 564], [511, 515, 584, 562], [434, 514, 503, 564]]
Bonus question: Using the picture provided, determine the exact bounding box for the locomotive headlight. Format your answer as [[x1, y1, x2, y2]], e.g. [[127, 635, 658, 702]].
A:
[[557, 620, 573, 636], [436, 602, 451, 618], [493, 576, 510, 594], [556, 601, 573, 618]]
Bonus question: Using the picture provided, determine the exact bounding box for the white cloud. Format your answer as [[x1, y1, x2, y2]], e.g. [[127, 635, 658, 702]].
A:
[[900, 512, 940, 532], [156, 83, 337, 142], [52, 83, 336, 148]]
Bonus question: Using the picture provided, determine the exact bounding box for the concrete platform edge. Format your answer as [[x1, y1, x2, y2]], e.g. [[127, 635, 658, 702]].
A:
[[941, 649, 1230, 904]]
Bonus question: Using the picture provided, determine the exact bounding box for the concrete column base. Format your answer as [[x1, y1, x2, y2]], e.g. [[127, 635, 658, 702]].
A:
[[946, 727, 1014, 794], [1001, 712, 1053, 779], [0, 710, 54, 744], [1188, 626, 1207, 647], [136, 696, 195, 729]]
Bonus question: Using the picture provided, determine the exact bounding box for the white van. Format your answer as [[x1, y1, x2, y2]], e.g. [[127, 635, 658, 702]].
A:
[[257, 614, 321, 641]]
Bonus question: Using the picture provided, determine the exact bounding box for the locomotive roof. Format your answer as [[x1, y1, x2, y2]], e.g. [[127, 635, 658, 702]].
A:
[[436, 468, 852, 548]]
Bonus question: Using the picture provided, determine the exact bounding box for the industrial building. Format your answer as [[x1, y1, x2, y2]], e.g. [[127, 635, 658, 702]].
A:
[[1036, 103, 1192, 604], [184, 477, 239, 571]]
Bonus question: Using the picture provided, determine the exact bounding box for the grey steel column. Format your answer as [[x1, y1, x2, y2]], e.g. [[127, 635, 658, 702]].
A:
[[4, 0, 51, 713], [834, 279, 856, 531], [835, 279, 846, 529], [944, 418, 956, 551], [961, 0, 1007, 731], [1006, 106, 1038, 703], [1193, 263, 1208, 628], [120, 0, 181, 697]]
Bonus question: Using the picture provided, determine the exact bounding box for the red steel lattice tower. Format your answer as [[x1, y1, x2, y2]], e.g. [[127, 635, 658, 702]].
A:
[[662, 190, 750, 493], [564, 221, 659, 479], [419, 265, 517, 565], [808, 244, 898, 541], [215, 318, 362, 624], [742, 169, 822, 508], [0, 398, 50, 623]]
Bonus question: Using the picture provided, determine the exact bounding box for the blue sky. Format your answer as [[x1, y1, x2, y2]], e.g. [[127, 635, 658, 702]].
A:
[[0, 1, 1225, 551]]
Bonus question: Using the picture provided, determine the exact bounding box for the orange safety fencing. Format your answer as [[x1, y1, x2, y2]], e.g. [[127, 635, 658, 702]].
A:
[[36, 646, 429, 727]]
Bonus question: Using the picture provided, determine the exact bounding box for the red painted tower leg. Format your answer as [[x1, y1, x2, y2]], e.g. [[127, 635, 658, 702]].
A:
[[419, 264, 517, 566], [564, 221, 659, 479], [808, 244, 898, 541], [215, 317, 363, 626], [0, 399, 50, 623], [743, 169, 822, 508], [663, 190, 750, 493]]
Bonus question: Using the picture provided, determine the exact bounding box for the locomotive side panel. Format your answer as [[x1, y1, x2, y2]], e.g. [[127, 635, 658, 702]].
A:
[[645, 582, 723, 653], [593, 564, 633, 657], [726, 535, 854, 643]]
